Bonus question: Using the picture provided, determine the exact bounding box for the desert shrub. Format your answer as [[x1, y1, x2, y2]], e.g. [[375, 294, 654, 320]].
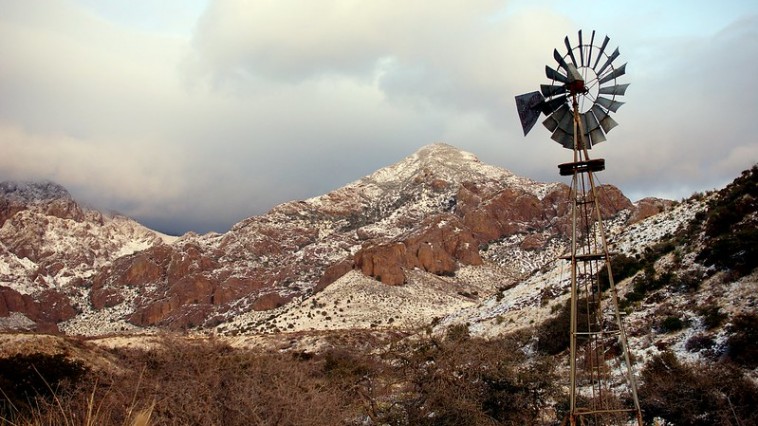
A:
[[684, 334, 714, 352], [658, 315, 686, 333], [0, 333, 555, 425], [638, 351, 758, 425], [697, 227, 758, 277], [724, 312, 758, 368], [704, 165, 757, 237], [535, 299, 571, 355], [445, 323, 470, 342], [697, 303, 727, 330], [535, 297, 599, 355], [622, 287, 645, 304], [642, 240, 677, 265], [611, 253, 643, 280], [623, 266, 679, 305], [30, 336, 354, 426], [696, 165, 758, 277], [382, 335, 560, 425], [598, 253, 642, 292], [0, 353, 88, 420], [672, 270, 702, 292], [630, 269, 656, 296], [0, 332, 572, 425], [322, 348, 376, 383]]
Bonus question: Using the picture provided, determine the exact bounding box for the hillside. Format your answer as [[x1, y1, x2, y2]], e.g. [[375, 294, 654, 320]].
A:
[[1, 150, 756, 425]]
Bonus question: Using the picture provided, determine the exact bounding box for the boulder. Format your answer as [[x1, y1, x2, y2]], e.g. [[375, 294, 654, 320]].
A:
[[355, 242, 407, 285], [629, 197, 675, 224]]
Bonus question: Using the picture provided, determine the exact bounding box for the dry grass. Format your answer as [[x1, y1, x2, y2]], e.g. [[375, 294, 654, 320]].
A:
[[3, 327, 757, 425], [0, 331, 563, 425]]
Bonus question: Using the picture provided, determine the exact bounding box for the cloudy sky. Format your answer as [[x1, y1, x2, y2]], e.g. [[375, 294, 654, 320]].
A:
[[1, 0, 756, 235]]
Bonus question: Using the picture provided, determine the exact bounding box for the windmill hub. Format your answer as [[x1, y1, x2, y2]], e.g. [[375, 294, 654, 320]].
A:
[[565, 64, 587, 95]]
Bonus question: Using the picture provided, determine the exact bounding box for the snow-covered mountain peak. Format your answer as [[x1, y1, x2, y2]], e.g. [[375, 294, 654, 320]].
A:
[[364, 143, 515, 188], [0, 180, 71, 203]]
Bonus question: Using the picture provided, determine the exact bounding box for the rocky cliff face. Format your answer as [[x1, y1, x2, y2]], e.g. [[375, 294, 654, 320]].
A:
[[0, 182, 168, 332], [0, 145, 670, 334]]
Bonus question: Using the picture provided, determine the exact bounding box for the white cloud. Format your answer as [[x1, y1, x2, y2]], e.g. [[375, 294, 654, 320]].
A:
[[0, 123, 186, 207], [1, 0, 755, 233]]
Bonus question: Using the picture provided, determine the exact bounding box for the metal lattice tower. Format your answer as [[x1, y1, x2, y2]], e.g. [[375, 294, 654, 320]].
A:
[[515, 30, 642, 425]]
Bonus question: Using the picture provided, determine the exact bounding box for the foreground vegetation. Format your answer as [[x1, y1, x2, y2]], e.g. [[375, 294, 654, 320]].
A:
[[2, 323, 757, 426], [0, 331, 558, 425]]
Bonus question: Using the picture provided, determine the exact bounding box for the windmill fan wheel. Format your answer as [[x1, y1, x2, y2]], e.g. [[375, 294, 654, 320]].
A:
[[515, 30, 629, 149]]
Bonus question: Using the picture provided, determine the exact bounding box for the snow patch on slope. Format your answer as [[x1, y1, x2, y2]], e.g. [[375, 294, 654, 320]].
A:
[[217, 266, 506, 335]]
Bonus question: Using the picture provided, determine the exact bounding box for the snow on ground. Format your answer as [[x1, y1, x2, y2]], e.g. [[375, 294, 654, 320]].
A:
[[438, 258, 571, 339], [60, 286, 157, 336], [441, 195, 719, 352], [218, 267, 506, 336], [0, 312, 36, 332], [610, 198, 704, 254], [0, 251, 38, 294]]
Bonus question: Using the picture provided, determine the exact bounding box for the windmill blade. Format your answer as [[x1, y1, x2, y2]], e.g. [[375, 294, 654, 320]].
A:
[[515, 91, 545, 136], [586, 30, 596, 68], [591, 104, 609, 122], [583, 111, 601, 131], [542, 104, 569, 132], [581, 112, 606, 147], [578, 30, 585, 66], [557, 107, 574, 134], [577, 112, 591, 148], [566, 63, 583, 83], [599, 114, 619, 133], [541, 84, 567, 98], [589, 127, 607, 145], [564, 36, 578, 67], [554, 48, 570, 72], [591, 102, 620, 133], [593, 35, 610, 69], [546, 65, 569, 83], [598, 83, 630, 96], [543, 114, 559, 132], [597, 47, 620, 76], [595, 96, 625, 112], [580, 112, 591, 137], [541, 94, 567, 115], [551, 127, 574, 149], [598, 63, 627, 85]]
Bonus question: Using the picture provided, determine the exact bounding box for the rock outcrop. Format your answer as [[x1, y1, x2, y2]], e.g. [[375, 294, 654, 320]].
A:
[[355, 214, 482, 285], [0, 286, 76, 333], [629, 197, 676, 224], [352, 181, 631, 285], [0, 181, 166, 331]]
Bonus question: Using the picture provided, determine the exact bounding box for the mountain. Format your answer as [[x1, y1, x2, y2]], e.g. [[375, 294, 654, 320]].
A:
[[0, 182, 172, 332], [0, 144, 676, 334]]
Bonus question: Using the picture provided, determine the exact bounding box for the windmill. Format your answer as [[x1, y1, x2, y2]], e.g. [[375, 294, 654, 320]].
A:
[[515, 30, 642, 426]]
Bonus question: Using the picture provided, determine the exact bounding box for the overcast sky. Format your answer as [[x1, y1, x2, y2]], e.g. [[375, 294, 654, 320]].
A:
[[1, 0, 756, 235]]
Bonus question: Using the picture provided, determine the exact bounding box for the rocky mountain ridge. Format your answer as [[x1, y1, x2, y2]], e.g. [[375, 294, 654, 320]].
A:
[[0, 182, 172, 333], [1, 144, 672, 335]]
